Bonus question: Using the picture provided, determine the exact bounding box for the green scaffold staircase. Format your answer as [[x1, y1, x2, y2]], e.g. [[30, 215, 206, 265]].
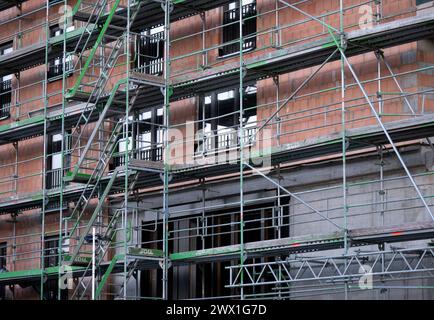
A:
[[67, 170, 140, 300], [64, 0, 144, 185], [60, 0, 168, 300]]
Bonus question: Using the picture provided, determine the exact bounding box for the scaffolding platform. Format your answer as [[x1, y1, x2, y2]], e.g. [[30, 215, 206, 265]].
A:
[[1, 114, 434, 215], [0, 101, 100, 145], [164, 12, 434, 104], [129, 72, 166, 88], [1, 0, 434, 299], [170, 221, 434, 265], [0, 221, 431, 287], [0, 27, 98, 78], [0, 265, 86, 287], [0, 12, 433, 146], [0, 0, 233, 77], [74, 0, 234, 30]]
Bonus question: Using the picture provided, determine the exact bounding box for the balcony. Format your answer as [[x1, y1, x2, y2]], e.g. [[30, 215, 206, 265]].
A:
[[196, 126, 257, 157]]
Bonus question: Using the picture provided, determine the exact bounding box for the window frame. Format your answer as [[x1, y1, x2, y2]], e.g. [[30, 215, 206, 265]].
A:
[[46, 131, 71, 190], [197, 85, 257, 156], [136, 25, 165, 76], [219, 0, 257, 58], [48, 25, 74, 80], [136, 107, 164, 162], [111, 108, 164, 170], [0, 41, 13, 120]]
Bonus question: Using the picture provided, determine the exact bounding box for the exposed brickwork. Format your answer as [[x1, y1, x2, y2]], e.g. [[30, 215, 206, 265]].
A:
[[0, 0, 432, 299]]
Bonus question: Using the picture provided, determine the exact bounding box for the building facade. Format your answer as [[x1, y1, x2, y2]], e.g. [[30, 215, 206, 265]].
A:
[[0, 0, 433, 299]]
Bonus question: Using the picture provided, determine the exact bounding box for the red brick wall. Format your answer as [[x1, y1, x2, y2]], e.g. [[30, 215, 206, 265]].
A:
[[0, 0, 432, 299]]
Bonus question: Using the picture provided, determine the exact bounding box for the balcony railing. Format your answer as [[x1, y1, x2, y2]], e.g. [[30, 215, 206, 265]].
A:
[[112, 146, 164, 169], [197, 126, 257, 156], [48, 58, 73, 79], [46, 168, 64, 190]]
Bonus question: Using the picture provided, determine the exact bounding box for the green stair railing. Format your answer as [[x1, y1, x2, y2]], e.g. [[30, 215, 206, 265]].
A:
[[66, 0, 123, 99]]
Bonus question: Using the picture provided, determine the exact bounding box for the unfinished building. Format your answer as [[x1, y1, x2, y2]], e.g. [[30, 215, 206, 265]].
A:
[[0, 0, 434, 300]]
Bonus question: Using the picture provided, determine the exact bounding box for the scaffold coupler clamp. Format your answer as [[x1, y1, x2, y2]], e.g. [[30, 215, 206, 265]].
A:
[[340, 33, 348, 51], [159, 259, 172, 269], [162, 1, 174, 13]]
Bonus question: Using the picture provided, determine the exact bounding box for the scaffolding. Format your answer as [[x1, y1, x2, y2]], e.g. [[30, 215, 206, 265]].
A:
[[0, 0, 433, 300]]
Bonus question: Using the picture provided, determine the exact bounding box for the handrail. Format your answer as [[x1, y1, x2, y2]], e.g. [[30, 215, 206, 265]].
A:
[[66, 0, 122, 98]]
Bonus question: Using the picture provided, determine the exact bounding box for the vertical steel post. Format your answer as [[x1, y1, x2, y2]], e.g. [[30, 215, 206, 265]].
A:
[[339, 0, 349, 301], [92, 227, 96, 300], [334, 42, 434, 222], [238, 0, 245, 300], [58, 0, 68, 301], [275, 0, 280, 47], [13, 142, 18, 194], [201, 12, 207, 68], [123, 0, 132, 300], [379, 146, 386, 226], [40, 0, 50, 301], [162, 0, 171, 300]]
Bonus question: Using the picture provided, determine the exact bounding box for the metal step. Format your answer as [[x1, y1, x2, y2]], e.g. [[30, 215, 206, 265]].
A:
[[107, 25, 126, 31], [67, 90, 94, 102], [112, 14, 128, 21], [130, 71, 166, 87], [104, 34, 119, 41]]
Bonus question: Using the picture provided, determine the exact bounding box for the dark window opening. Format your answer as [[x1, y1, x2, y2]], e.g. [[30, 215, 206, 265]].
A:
[[46, 132, 70, 189], [44, 235, 68, 300], [0, 42, 13, 120], [279, 194, 291, 238], [201, 202, 275, 251], [140, 200, 283, 299], [111, 108, 164, 170], [197, 86, 257, 156], [195, 202, 275, 298], [140, 216, 173, 299], [111, 131, 133, 170], [136, 25, 164, 75], [0, 243, 6, 300], [219, 0, 257, 57], [0, 76, 11, 120], [48, 25, 73, 79], [136, 108, 164, 162]]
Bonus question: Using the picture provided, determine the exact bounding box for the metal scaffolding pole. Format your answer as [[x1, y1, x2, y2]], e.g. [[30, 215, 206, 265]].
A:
[[339, 0, 349, 301], [227, 247, 434, 289], [245, 163, 343, 230], [328, 30, 434, 222], [40, 0, 50, 301], [58, 0, 68, 301], [255, 48, 339, 136], [162, 0, 172, 301], [2, 0, 434, 301], [239, 0, 245, 300], [123, 0, 132, 301]]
